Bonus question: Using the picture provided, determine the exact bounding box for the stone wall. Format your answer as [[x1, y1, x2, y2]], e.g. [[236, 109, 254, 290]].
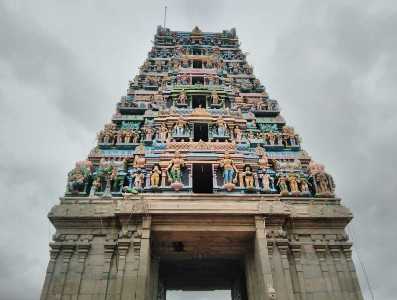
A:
[[40, 194, 363, 300]]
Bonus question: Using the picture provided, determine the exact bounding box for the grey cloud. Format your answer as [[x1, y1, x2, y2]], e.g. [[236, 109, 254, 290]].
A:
[[0, 0, 396, 299], [265, 1, 397, 298], [0, 2, 109, 132]]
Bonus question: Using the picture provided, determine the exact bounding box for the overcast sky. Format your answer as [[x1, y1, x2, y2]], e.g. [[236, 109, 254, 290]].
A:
[[1, 0, 396, 299]]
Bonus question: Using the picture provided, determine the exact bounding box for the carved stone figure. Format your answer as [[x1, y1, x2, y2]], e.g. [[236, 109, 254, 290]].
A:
[[242, 165, 255, 190], [233, 126, 243, 142], [132, 170, 145, 189], [150, 164, 162, 188], [220, 152, 237, 191], [299, 176, 310, 193], [260, 173, 272, 192], [96, 158, 115, 197], [211, 91, 220, 105], [66, 160, 93, 194], [315, 172, 335, 195], [216, 116, 227, 136], [173, 117, 187, 136], [309, 161, 335, 196], [133, 152, 146, 169], [247, 131, 255, 142], [145, 127, 154, 141], [167, 151, 185, 190], [124, 130, 133, 143], [89, 177, 100, 197], [266, 132, 276, 145], [116, 131, 123, 144], [177, 90, 188, 104], [132, 130, 140, 143], [288, 174, 300, 194], [158, 123, 169, 142], [258, 154, 269, 169], [276, 175, 289, 196]]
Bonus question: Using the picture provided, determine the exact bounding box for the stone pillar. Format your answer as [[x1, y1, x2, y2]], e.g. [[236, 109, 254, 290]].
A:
[[59, 243, 76, 299], [135, 216, 152, 300], [290, 243, 305, 300], [313, 243, 334, 299], [245, 251, 258, 300], [73, 242, 91, 299], [253, 216, 276, 300], [102, 241, 116, 300], [118, 239, 132, 299], [274, 240, 295, 300], [40, 242, 62, 300], [328, 245, 344, 300]]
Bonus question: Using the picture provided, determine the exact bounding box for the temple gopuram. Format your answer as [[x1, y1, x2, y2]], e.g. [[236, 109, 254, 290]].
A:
[[40, 26, 364, 300]]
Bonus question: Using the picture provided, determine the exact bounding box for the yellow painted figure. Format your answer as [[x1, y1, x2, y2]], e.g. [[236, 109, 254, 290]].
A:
[[150, 165, 162, 187]]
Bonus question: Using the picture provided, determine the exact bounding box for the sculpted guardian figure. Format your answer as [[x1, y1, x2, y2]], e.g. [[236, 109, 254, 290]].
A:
[[150, 164, 162, 188], [220, 152, 237, 191], [167, 151, 185, 191]]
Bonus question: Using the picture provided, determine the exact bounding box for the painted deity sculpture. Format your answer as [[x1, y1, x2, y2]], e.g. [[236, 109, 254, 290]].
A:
[[89, 177, 101, 197], [150, 164, 162, 188], [242, 165, 255, 190], [131, 170, 145, 189], [173, 117, 187, 136], [288, 174, 300, 194], [309, 161, 335, 197], [220, 152, 237, 191], [132, 152, 146, 169], [144, 127, 154, 141], [167, 151, 185, 191], [177, 90, 188, 105], [216, 116, 227, 136], [299, 175, 310, 193], [66, 160, 93, 194], [158, 123, 169, 142], [96, 158, 116, 197], [211, 91, 220, 105], [276, 175, 289, 196], [260, 173, 273, 192], [124, 130, 133, 143], [234, 126, 243, 142]]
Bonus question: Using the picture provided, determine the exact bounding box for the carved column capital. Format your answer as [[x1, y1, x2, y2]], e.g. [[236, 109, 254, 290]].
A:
[[49, 242, 62, 261], [328, 244, 341, 260], [313, 243, 327, 261], [289, 243, 302, 262], [103, 242, 116, 274], [341, 242, 353, 261], [77, 243, 91, 263], [117, 239, 131, 258], [61, 243, 76, 264]]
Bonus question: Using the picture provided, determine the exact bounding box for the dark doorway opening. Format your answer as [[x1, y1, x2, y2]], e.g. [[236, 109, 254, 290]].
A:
[[192, 95, 206, 108], [193, 123, 208, 142], [193, 164, 213, 193], [192, 76, 204, 85], [193, 60, 203, 69]]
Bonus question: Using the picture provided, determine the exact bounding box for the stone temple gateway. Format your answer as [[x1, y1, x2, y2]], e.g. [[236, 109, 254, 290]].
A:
[[40, 26, 364, 300]]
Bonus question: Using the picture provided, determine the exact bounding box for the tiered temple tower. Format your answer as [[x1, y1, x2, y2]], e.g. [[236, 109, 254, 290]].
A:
[[40, 26, 364, 300]]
